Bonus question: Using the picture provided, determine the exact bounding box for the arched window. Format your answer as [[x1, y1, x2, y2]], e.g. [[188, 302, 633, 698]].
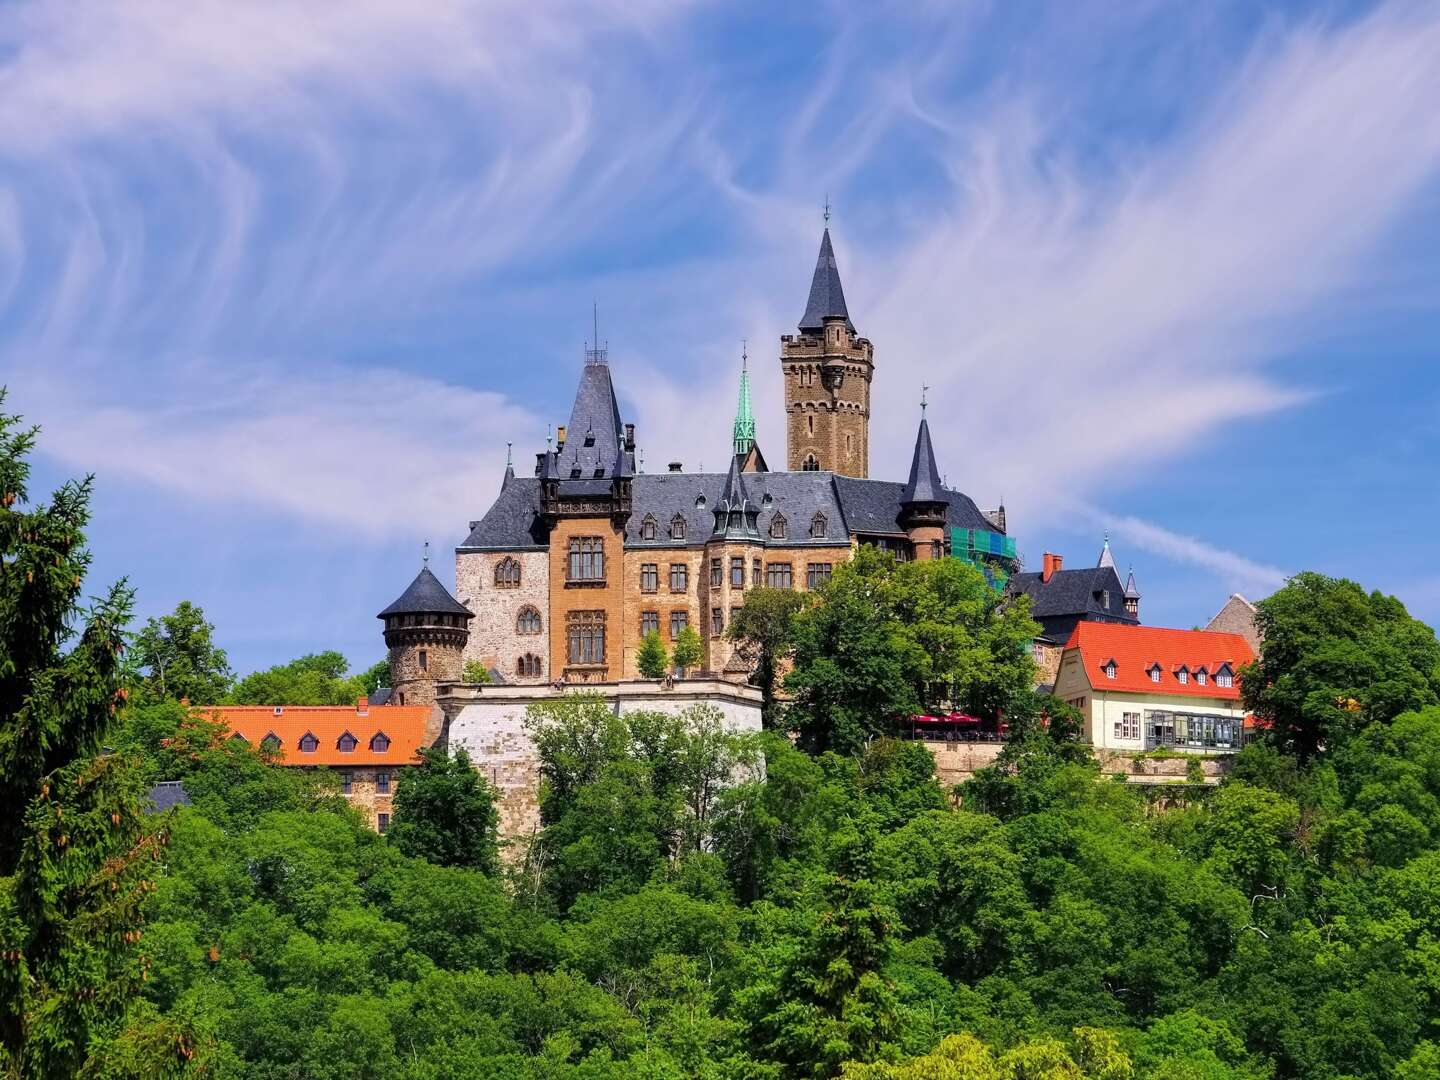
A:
[[517, 653, 543, 677], [370, 732, 391, 752], [810, 512, 827, 539], [495, 557, 521, 587], [670, 514, 687, 540], [694, 495, 706, 510], [802, 454, 819, 471], [299, 732, 318, 754], [769, 514, 787, 540], [516, 606, 542, 635], [337, 731, 358, 753]]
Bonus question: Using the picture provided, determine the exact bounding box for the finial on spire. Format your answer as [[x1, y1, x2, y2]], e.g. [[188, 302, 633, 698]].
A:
[[921, 383, 929, 416], [638, 448, 645, 474], [422, 540, 430, 565], [546, 424, 553, 450], [742, 339, 747, 371], [823, 193, 831, 224], [506, 441, 513, 468], [585, 302, 607, 365]]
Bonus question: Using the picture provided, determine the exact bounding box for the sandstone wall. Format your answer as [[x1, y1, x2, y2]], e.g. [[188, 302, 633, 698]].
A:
[[456, 549, 549, 682]]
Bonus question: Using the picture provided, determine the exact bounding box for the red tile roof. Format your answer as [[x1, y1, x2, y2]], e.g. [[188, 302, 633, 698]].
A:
[[197, 702, 433, 766], [1062, 622, 1254, 699]]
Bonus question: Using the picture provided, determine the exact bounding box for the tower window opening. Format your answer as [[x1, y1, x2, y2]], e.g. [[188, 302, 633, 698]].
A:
[[418, 649, 428, 672]]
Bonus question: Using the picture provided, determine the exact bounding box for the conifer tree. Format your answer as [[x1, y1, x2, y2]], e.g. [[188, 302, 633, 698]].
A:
[[0, 393, 169, 1077]]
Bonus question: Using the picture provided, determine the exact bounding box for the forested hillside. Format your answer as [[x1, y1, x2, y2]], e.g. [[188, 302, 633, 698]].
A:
[[5, 395, 1440, 1079]]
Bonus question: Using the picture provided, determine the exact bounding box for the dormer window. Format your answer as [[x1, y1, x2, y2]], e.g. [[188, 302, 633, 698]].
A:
[[810, 512, 827, 539], [299, 732, 319, 753], [1096, 590, 1110, 609], [337, 732, 357, 753], [770, 514, 788, 539], [1195, 668, 1208, 686], [1176, 667, 1189, 685], [1148, 664, 1161, 683], [1104, 660, 1116, 680], [583, 433, 595, 447], [261, 732, 281, 752], [669, 514, 686, 540], [695, 495, 706, 510], [229, 732, 248, 745], [1216, 663, 1234, 688], [370, 732, 390, 753], [641, 514, 657, 541]]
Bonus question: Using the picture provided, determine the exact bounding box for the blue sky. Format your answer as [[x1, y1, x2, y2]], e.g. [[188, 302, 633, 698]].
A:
[[3, 0, 1440, 676]]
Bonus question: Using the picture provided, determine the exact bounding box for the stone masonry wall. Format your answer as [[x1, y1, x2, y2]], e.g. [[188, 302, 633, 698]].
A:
[[456, 549, 549, 682]]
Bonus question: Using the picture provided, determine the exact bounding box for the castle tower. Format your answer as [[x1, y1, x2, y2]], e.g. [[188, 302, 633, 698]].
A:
[[732, 347, 768, 472], [378, 558, 473, 708], [899, 402, 950, 560], [781, 225, 874, 476], [1124, 567, 1141, 620]]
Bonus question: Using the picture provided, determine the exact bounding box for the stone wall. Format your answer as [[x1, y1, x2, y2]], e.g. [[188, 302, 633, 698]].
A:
[[621, 546, 704, 679], [456, 549, 549, 682], [916, 739, 1234, 794], [547, 518, 628, 682], [388, 631, 464, 708], [780, 325, 873, 477], [336, 766, 405, 830]]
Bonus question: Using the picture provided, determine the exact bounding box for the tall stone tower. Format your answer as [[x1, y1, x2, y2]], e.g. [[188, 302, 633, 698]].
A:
[[781, 225, 874, 477], [377, 561, 473, 708]]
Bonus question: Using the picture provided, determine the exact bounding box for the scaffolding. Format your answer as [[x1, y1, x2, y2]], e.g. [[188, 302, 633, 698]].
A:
[[949, 527, 1017, 589]]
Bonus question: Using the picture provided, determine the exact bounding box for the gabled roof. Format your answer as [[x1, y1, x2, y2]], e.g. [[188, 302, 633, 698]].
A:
[[146, 781, 191, 812], [203, 703, 433, 766], [901, 414, 946, 506], [378, 565, 473, 619], [799, 228, 855, 333], [1008, 565, 1132, 621], [832, 476, 992, 537], [1063, 622, 1254, 699]]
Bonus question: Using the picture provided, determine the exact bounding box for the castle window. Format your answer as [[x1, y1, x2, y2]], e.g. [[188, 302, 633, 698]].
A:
[[570, 468, 582, 479], [641, 611, 660, 636], [752, 558, 762, 587], [567, 537, 605, 582], [669, 610, 688, 639], [261, 732, 281, 752], [670, 514, 687, 540], [669, 564, 688, 592], [640, 564, 659, 592], [730, 556, 744, 588], [810, 512, 828, 539], [711, 607, 723, 636], [377, 812, 390, 833], [517, 654, 543, 677], [516, 606, 542, 634], [846, 434, 853, 455], [694, 495, 706, 510], [566, 610, 606, 664], [802, 455, 819, 472], [766, 563, 793, 589], [710, 558, 722, 587], [341, 771, 352, 795], [769, 514, 787, 539], [418, 649, 428, 672], [641, 514, 657, 541], [806, 563, 833, 589], [299, 732, 318, 754], [370, 733, 390, 752], [338, 731, 358, 753], [807, 414, 814, 436], [495, 558, 521, 587], [376, 772, 391, 794]]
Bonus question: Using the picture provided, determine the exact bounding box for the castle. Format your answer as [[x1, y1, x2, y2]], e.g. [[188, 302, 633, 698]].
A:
[[378, 225, 1015, 704]]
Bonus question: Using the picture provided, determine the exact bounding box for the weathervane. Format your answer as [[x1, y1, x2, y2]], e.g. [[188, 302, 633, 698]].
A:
[[921, 383, 929, 416], [422, 540, 430, 566], [823, 193, 831, 224], [506, 441, 513, 468]]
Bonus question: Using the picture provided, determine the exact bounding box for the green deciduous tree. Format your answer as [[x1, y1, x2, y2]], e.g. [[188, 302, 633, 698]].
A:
[[388, 746, 499, 873], [636, 630, 669, 679], [726, 586, 810, 727], [131, 601, 232, 706], [462, 659, 492, 684], [228, 650, 368, 706], [672, 625, 703, 676], [1244, 572, 1440, 760]]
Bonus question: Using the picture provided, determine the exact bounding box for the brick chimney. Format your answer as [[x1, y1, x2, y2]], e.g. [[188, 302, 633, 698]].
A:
[[1041, 552, 1063, 583]]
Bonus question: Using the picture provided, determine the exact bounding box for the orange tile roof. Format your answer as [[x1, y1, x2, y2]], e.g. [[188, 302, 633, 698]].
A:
[[1062, 622, 1254, 699], [197, 702, 433, 766]]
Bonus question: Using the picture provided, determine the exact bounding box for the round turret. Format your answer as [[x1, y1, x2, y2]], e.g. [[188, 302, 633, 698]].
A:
[[377, 564, 472, 707]]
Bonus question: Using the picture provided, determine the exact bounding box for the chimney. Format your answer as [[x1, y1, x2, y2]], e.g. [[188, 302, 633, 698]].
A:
[[1041, 552, 1063, 583], [668, 461, 683, 473], [624, 423, 636, 451], [556, 425, 567, 451], [356, 696, 369, 716]]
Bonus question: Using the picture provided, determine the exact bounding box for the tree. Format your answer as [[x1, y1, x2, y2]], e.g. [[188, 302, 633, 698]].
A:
[[726, 586, 809, 727], [636, 631, 669, 680], [462, 660, 492, 685], [358, 659, 390, 695], [131, 601, 232, 705], [672, 625, 703, 676], [786, 547, 1038, 754], [0, 392, 169, 1076], [388, 746, 500, 873], [1243, 572, 1440, 760], [228, 651, 368, 705]]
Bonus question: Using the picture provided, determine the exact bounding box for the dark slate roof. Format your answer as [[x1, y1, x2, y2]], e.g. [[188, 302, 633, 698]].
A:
[[147, 781, 191, 813], [460, 477, 547, 550], [560, 362, 625, 477], [1008, 565, 1135, 623], [901, 416, 946, 506], [368, 687, 395, 706], [832, 476, 992, 537], [378, 565, 473, 619], [798, 228, 855, 333], [1124, 568, 1141, 600]]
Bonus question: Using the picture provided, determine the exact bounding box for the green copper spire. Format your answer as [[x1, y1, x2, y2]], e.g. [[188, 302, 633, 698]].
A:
[[732, 343, 756, 457]]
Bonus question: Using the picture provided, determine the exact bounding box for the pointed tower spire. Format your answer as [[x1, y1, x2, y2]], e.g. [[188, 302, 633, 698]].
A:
[[502, 442, 515, 489], [798, 227, 855, 333], [1124, 565, 1141, 620], [732, 343, 756, 457], [899, 406, 950, 560], [1098, 533, 1116, 570], [901, 409, 945, 506], [713, 451, 759, 539]]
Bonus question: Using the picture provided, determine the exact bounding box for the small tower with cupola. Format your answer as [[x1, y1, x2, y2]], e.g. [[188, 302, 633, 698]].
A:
[[378, 550, 473, 708]]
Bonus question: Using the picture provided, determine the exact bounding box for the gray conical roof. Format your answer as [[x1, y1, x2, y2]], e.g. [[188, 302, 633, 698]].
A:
[[562, 361, 625, 477], [1098, 535, 1116, 570], [901, 415, 946, 506], [798, 228, 855, 333], [377, 565, 472, 619], [1124, 567, 1141, 599]]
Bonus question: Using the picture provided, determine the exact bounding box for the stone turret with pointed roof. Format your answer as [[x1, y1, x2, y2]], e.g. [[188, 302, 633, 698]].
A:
[[378, 554, 472, 708], [1124, 566, 1141, 620], [713, 452, 760, 540], [899, 404, 950, 559], [781, 219, 874, 477]]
